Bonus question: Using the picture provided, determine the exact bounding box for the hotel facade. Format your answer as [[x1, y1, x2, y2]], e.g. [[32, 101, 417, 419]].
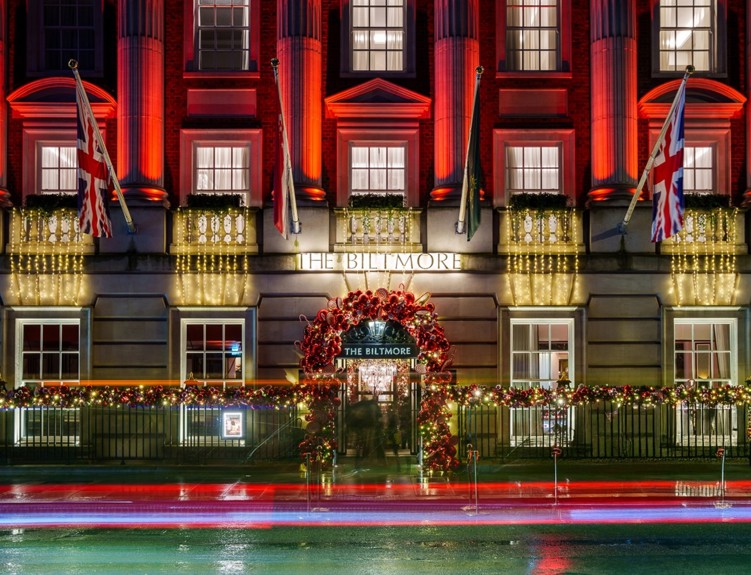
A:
[[0, 0, 750, 466]]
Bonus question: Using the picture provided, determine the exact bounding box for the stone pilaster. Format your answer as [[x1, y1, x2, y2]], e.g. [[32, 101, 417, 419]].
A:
[[117, 0, 167, 205], [277, 0, 325, 202], [431, 0, 479, 203], [589, 0, 638, 204]]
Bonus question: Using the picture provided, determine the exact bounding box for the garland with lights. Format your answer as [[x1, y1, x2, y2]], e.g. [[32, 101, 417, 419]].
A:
[[0, 384, 299, 410], [297, 288, 458, 472], [449, 382, 751, 408]]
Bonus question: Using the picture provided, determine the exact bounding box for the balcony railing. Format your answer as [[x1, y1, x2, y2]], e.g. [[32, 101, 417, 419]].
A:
[[7, 207, 93, 255], [170, 207, 258, 255], [333, 208, 422, 252], [499, 207, 582, 255], [661, 208, 742, 306]]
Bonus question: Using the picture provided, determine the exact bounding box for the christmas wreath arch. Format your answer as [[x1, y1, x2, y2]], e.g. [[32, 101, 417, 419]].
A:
[[297, 287, 460, 472]]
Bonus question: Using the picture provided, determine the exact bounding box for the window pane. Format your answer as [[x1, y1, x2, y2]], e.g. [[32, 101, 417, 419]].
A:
[[42, 0, 99, 72], [24, 325, 42, 352], [350, 143, 406, 198], [506, 0, 560, 71], [351, 0, 405, 71], [658, 0, 715, 72], [197, 1, 250, 71]]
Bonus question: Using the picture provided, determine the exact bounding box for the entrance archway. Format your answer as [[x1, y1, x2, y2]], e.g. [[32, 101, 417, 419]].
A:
[[297, 288, 459, 472]]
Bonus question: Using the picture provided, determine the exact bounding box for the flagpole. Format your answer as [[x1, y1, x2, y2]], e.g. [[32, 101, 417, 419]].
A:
[[68, 60, 136, 234], [271, 58, 301, 235], [456, 66, 483, 235], [618, 65, 693, 235]]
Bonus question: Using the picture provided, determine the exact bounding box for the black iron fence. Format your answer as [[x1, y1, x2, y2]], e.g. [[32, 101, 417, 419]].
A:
[[457, 401, 749, 461], [1, 400, 747, 465], [0, 404, 301, 464]]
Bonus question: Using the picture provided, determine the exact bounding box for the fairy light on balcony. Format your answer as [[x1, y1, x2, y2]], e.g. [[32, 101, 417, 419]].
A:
[[670, 207, 738, 306], [174, 206, 252, 305], [508, 205, 578, 306], [9, 208, 86, 305]]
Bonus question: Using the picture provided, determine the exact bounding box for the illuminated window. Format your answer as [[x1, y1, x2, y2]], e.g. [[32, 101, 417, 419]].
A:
[[506, 0, 559, 71], [195, 145, 250, 199], [350, 144, 405, 198], [351, 0, 405, 71], [506, 145, 561, 194], [658, 0, 713, 72], [180, 130, 262, 206], [674, 318, 737, 445], [510, 320, 572, 389], [183, 320, 244, 387], [40, 145, 77, 194], [674, 319, 734, 386], [196, 0, 250, 70], [683, 145, 713, 194], [509, 318, 574, 447]]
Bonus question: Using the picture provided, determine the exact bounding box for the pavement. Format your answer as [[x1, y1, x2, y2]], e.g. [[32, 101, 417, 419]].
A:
[[1, 457, 750, 527]]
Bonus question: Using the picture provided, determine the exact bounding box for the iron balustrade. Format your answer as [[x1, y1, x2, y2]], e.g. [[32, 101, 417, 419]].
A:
[[0, 403, 300, 464], [0, 400, 747, 464]]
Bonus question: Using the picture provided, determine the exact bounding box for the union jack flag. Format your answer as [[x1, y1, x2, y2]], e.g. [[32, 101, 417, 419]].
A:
[[650, 82, 686, 243], [76, 87, 112, 238]]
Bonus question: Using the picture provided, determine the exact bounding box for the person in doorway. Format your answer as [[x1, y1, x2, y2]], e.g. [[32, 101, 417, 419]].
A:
[[386, 402, 401, 470], [399, 399, 411, 450]]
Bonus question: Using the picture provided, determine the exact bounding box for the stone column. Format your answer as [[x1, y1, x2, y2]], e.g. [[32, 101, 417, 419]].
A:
[[745, 0, 751, 206], [117, 0, 167, 204], [0, 0, 9, 207], [588, 0, 637, 203], [431, 0, 480, 203], [277, 0, 325, 202]]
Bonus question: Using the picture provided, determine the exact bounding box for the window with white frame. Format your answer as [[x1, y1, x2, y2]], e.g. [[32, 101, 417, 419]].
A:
[[351, 0, 405, 72], [183, 320, 244, 386], [683, 145, 713, 194], [196, 0, 251, 71], [658, 0, 713, 72], [510, 320, 571, 388], [16, 319, 81, 446], [509, 318, 574, 446], [40, 145, 77, 194], [19, 320, 80, 385], [506, 0, 559, 71], [674, 318, 737, 443], [674, 319, 734, 386], [506, 145, 561, 194], [195, 145, 250, 198], [350, 144, 406, 198]]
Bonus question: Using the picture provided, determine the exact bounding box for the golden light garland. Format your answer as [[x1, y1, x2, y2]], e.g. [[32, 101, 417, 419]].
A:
[[174, 207, 251, 306], [508, 207, 578, 306], [670, 208, 737, 306], [9, 208, 86, 306]]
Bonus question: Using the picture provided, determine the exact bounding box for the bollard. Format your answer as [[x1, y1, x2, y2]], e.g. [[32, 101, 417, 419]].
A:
[[717, 447, 726, 501], [552, 446, 562, 505]]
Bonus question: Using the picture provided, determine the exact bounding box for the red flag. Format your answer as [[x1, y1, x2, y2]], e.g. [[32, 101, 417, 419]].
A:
[[76, 87, 112, 238], [273, 116, 289, 239], [650, 82, 686, 243]]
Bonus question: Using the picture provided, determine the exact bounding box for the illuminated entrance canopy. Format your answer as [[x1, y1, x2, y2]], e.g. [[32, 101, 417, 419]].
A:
[[299, 252, 461, 272], [339, 320, 418, 359]]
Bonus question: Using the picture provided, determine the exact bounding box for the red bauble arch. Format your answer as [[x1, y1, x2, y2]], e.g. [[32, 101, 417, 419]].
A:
[[297, 288, 459, 472], [298, 288, 452, 375]]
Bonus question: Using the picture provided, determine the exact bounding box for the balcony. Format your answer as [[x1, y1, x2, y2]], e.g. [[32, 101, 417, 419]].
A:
[[170, 207, 258, 255], [498, 196, 582, 306], [333, 208, 422, 252], [660, 205, 743, 306], [498, 207, 583, 256], [7, 207, 93, 255]]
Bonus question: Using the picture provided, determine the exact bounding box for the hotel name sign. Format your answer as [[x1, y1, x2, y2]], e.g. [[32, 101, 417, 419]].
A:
[[298, 252, 462, 272]]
